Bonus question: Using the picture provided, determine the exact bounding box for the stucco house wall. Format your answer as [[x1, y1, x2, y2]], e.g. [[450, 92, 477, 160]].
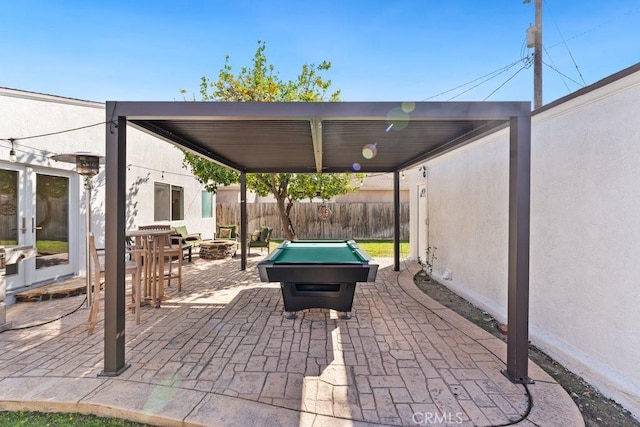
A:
[[408, 64, 640, 419], [1, 88, 213, 290]]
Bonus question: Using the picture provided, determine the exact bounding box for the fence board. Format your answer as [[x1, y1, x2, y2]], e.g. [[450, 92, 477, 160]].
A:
[[217, 202, 409, 240]]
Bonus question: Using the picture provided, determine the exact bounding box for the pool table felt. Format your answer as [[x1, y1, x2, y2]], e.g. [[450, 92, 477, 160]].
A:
[[271, 240, 369, 264]]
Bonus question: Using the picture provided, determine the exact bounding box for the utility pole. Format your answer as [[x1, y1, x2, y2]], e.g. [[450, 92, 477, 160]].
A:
[[525, 0, 542, 108], [534, 0, 542, 109]]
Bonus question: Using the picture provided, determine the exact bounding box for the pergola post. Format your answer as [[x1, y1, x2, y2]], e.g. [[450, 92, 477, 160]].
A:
[[393, 170, 401, 271], [240, 172, 247, 271], [503, 113, 532, 383], [102, 106, 129, 376]]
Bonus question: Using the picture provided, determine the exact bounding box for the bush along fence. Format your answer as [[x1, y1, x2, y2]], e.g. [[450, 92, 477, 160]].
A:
[[217, 202, 410, 240]]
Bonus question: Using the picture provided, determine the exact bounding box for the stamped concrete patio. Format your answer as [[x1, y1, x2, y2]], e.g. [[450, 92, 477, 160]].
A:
[[0, 256, 582, 426]]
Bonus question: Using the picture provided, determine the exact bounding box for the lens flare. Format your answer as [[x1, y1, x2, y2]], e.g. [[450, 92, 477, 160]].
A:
[[362, 143, 377, 159], [402, 102, 415, 113], [386, 106, 410, 131], [352, 163, 361, 171]]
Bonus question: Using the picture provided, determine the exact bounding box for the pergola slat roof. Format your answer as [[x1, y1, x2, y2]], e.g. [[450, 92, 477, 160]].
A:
[[120, 101, 519, 173], [104, 100, 532, 386]]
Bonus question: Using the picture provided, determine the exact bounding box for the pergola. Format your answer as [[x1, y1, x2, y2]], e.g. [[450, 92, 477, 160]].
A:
[[103, 101, 532, 384]]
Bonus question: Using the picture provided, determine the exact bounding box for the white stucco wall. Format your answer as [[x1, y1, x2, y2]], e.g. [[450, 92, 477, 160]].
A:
[[409, 68, 640, 419], [1, 88, 214, 284]]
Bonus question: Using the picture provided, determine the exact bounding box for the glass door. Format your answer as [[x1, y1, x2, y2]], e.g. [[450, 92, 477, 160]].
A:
[[0, 168, 21, 280], [1, 165, 76, 292], [33, 172, 72, 283]]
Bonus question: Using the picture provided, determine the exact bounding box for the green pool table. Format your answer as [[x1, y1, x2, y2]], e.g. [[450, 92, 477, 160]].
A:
[[257, 240, 378, 318]]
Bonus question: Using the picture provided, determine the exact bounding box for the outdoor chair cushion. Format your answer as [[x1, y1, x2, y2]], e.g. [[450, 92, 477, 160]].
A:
[[171, 226, 204, 254], [216, 224, 238, 239], [248, 226, 272, 254], [259, 226, 270, 242], [172, 225, 202, 242]]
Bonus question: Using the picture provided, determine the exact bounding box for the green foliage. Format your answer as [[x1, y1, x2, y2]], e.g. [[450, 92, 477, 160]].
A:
[[418, 246, 437, 276], [36, 174, 68, 199], [0, 169, 18, 197], [180, 41, 358, 239], [181, 151, 238, 194]]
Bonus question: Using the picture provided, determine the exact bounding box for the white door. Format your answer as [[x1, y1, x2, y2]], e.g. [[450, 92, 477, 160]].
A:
[[1, 164, 77, 292], [417, 183, 427, 263]]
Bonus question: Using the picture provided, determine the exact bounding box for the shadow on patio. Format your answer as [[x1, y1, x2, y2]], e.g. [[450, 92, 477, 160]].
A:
[[0, 256, 582, 426]]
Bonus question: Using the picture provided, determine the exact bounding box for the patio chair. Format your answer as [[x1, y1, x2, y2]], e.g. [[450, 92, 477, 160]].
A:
[[171, 225, 205, 262], [248, 226, 272, 254], [138, 225, 183, 292]]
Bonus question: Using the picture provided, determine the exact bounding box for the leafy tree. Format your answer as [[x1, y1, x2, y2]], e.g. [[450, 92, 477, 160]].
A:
[[181, 41, 361, 240]]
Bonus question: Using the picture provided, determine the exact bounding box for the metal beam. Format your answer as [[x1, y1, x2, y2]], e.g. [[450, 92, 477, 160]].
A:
[[393, 171, 401, 271], [109, 101, 529, 122], [101, 107, 129, 376], [310, 120, 323, 173], [503, 113, 532, 384]]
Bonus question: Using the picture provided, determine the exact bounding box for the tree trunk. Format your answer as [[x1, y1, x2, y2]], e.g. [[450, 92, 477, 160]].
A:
[[261, 173, 297, 241], [276, 196, 296, 240]]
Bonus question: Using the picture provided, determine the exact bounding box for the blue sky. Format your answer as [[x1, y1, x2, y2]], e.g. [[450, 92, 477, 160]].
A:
[[1, 1, 639, 106]]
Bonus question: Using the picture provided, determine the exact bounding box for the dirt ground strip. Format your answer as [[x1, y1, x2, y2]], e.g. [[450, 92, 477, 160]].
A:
[[412, 270, 640, 427]]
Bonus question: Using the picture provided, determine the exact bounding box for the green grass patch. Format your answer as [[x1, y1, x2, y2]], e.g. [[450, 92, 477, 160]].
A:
[[354, 240, 409, 258], [0, 411, 149, 426], [0, 240, 68, 254], [36, 240, 69, 255]]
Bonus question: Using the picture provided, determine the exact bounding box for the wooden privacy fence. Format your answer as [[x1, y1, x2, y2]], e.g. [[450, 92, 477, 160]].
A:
[[217, 202, 409, 240]]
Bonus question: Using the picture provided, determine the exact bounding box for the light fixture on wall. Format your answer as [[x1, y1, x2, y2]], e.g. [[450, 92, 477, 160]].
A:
[[8, 138, 16, 163], [401, 171, 405, 180], [418, 165, 427, 178]]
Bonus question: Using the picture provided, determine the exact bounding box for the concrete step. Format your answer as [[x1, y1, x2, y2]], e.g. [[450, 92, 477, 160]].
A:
[[14, 279, 86, 303]]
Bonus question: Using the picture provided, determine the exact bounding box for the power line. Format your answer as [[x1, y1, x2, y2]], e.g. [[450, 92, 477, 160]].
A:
[[542, 45, 573, 94], [422, 3, 640, 104], [421, 58, 525, 101], [542, 60, 585, 87], [545, 0, 586, 86], [545, 5, 640, 50], [483, 62, 531, 101]]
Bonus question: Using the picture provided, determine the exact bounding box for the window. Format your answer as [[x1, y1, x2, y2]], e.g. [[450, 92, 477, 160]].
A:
[[171, 185, 184, 220], [201, 190, 213, 218], [154, 182, 184, 221]]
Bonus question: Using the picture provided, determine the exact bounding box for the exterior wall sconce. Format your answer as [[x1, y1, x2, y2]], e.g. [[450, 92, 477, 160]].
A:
[[418, 165, 427, 178]]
